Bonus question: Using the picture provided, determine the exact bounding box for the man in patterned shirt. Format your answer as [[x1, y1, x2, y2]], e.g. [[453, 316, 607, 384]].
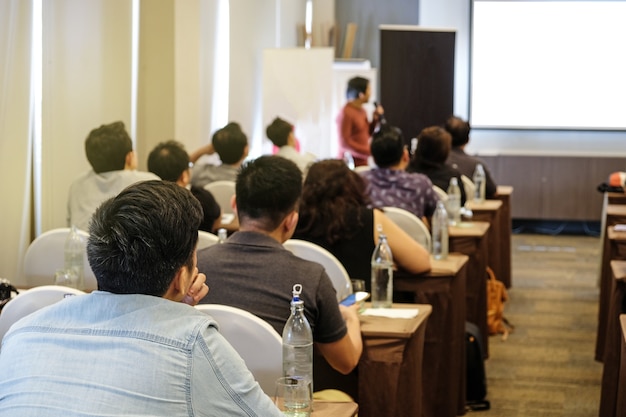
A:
[[360, 125, 439, 221]]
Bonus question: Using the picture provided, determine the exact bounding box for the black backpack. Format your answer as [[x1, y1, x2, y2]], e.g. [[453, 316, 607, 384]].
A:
[[466, 321, 490, 411]]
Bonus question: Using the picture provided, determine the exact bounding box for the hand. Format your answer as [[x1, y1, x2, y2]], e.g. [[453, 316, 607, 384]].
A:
[[182, 270, 209, 306], [338, 303, 360, 324], [375, 103, 385, 117]]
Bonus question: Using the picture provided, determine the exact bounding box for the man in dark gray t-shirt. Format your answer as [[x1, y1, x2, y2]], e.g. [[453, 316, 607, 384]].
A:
[[198, 156, 362, 377]]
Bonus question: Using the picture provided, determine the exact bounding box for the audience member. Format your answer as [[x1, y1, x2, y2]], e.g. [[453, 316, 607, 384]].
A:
[[148, 140, 222, 233], [189, 122, 249, 188], [66, 121, 159, 231], [445, 115, 498, 197], [337, 76, 384, 167], [294, 159, 431, 289], [0, 181, 282, 416], [266, 117, 315, 174], [407, 126, 468, 205], [197, 156, 362, 380], [361, 125, 439, 220]]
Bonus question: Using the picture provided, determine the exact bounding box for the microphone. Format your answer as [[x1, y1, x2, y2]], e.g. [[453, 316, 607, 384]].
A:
[[374, 102, 386, 125]]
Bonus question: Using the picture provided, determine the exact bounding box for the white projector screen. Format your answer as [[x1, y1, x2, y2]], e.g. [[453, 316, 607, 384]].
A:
[[470, 0, 626, 131]]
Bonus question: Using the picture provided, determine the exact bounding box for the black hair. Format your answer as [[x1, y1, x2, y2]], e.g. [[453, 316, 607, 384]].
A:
[[147, 140, 190, 182], [87, 180, 202, 296], [346, 76, 369, 100], [444, 115, 471, 147], [85, 121, 133, 174], [266, 117, 293, 147], [212, 122, 248, 164], [370, 125, 405, 168], [235, 155, 302, 231]]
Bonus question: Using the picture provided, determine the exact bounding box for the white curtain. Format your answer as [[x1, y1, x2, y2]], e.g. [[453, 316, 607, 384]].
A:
[[0, 0, 326, 286], [41, 0, 133, 232], [0, 0, 34, 283]]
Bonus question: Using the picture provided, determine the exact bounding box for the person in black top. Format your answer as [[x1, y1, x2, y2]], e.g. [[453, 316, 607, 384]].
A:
[[148, 140, 221, 233], [444, 115, 497, 197], [407, 125, 467, 205]]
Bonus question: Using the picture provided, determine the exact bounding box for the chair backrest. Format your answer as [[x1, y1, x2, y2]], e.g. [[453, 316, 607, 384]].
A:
[[204, 180, 236, 215], [195, 304, 282, 395], [283, 239, 352, 302], [23, 228, 97, 291], [383, 206, 432, 252], [432, 185, 448, 202], [354, 165, 371, 174], [461, 175, 476, 201], [197, 230, 219, 250], [0, 285, 86, 341]]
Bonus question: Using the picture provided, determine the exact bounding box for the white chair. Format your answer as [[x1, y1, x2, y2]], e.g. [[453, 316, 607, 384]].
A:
[[383, 206, 432, 252], [23, 228, 97, 291], [195, 304, 282, 395], [283, 239, 352, 302], [0, 285, 85, 341], [197, 230, 219, 250], [204, 180, 236, 215], [354, 165, 371, 174], [461, 175, 476, 201], [432, 185, 448, 202]]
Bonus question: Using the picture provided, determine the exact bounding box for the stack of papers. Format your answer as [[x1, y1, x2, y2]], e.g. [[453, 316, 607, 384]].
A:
[[361, 308, 419, 319]]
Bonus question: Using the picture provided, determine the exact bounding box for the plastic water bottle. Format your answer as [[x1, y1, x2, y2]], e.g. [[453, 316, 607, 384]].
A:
[[64, 225, 84, 289], [432, 201, 449, 260], [473, 163, 486, 203], [446, 177, 462, 226], [343, 151, 355, 170], [217, 228, 228, 243], [371, 225, 393, 308], [282, 284, 313, 398]]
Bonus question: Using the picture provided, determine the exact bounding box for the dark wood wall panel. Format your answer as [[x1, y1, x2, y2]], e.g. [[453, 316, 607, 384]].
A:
[[478, 155, 625, 221], [380, 28, 455, 142]]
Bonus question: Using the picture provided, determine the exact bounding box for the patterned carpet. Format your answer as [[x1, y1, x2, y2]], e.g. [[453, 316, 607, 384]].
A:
[[482, 233, 603, 416]]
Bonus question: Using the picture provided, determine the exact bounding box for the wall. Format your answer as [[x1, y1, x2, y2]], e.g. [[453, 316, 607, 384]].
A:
[[334, 0, 626, 158], [418, 0, 626, 158]]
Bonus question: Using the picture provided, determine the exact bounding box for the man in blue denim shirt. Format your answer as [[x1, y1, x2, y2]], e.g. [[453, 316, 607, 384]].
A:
[[0, 181, 282, 417]]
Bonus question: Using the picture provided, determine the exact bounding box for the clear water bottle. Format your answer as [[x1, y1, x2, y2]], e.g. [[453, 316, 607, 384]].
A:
[[64, 225, 84, 289], [446, 177, 462, 226], [472, 163, 486, 203], [371, 225, 393, 308], [343, 151, 355, 170], [432, 201, 449, 260], [217, 228, 228, 243], [282, 284, 313, 398]]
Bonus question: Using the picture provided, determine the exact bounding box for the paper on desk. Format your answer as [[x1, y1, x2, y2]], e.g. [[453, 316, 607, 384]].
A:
[[361, 308, 418, 319], [221, 213, 235, 224]]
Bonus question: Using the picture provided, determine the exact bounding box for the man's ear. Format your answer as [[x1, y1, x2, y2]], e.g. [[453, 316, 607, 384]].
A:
[[124, 151, 136, 170], [162, 267, 186, 301], [178, 169, 191, 186], [284, 211, 299, 232], [230, 194, 237, 214]]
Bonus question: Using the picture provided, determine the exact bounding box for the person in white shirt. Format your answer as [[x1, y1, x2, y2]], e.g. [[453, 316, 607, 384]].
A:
[[66, 121, 158, 231], [189, 122, 249, 188], [265, 117, 316, 175]]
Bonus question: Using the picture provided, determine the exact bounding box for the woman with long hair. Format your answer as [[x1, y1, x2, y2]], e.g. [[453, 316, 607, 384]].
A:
[[294, 159, 431, 290]]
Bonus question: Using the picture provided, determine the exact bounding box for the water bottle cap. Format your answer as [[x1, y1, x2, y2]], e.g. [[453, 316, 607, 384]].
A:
[[292, 284, 302, 302]]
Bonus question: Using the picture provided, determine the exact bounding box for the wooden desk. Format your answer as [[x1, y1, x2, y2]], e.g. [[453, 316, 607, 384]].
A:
[[312, 400, 358, 417], [395, 254, 469, 417], [596, 204, 626, 362], [600, 261, 626, 416], [617, 314, 626, 416], [217, 213, 239, 233], [450, 221, 490, 357], [493, 185, 513, 288], [313, 303, 431, 417], [466, 199, 504, 290]]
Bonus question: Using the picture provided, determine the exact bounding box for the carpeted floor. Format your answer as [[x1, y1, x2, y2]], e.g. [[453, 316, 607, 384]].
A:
[[482, 233, 603, 416]]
